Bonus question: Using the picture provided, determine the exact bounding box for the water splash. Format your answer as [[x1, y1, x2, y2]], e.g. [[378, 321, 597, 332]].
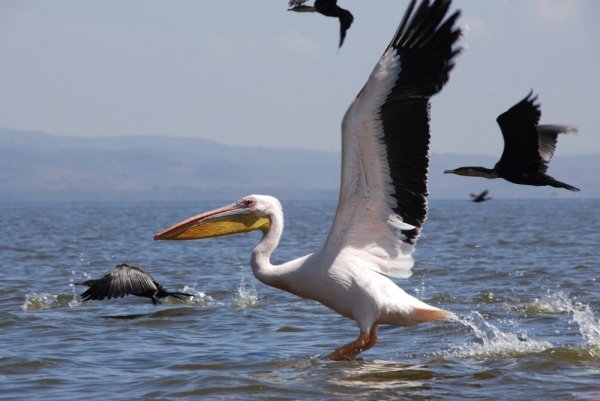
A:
[[449, 311, 552, 359], [449, 292, 600, 359], [572, 305, 600, 346], [23, 292, 83, 310], [233, 267, 259, 308], [176, 286, 217, 306], [525, 292, 600, 347], [22, 293, 58, 311], [529, 291, 577, 314]]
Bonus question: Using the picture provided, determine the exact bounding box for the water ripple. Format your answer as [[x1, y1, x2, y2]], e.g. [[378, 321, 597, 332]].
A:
[[0, 199, 598, 400]]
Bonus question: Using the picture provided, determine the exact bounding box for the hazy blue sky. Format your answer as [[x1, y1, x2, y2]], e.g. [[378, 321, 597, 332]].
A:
[[1, 0, 598, 156]]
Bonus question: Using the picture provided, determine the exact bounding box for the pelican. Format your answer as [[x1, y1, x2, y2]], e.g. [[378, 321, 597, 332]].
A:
[[156, 0, 462, 360], [444, 91, 580, 191], [288, 0, 354, 48], [470, 190, 491, 203], [79, 264, 193, 305]]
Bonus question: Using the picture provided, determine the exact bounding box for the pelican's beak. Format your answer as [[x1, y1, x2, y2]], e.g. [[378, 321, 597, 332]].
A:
[[154, 202, 271, 241]]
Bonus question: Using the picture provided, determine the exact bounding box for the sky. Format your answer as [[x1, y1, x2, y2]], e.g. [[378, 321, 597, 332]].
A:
[[1, 0, 598, 156]]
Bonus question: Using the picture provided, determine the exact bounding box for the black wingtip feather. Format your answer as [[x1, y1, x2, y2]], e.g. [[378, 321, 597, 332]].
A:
[[378, 0, 461, 244]]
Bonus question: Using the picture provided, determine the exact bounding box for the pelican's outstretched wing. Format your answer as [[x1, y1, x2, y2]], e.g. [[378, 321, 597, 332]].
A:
[[323, 0, 461, 278]]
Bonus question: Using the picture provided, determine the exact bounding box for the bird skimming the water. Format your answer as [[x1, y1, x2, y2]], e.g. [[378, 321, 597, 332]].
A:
[[470, 190, 491, 203], [156, 0, 461, 360], [288, 0, 354, 48], [444, 91, 579, 191], [79, 264, 192, 305]]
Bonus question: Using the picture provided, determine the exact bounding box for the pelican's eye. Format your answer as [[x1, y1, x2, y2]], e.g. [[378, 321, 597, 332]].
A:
[[238, 198, 257, 210]]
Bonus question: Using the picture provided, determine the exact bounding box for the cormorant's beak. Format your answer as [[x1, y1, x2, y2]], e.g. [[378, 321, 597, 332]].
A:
[[443, 169, 456, 174], [154, 202, 271, 241]]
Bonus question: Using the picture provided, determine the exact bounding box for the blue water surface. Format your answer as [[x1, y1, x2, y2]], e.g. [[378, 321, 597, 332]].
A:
[[0, 198, 598, 400]]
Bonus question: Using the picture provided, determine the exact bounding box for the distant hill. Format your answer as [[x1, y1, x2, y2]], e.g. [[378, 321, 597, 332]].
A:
[[0, 129, 597, 202]]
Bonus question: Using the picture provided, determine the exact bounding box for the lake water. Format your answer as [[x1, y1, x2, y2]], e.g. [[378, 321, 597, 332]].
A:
[[1, 198, 598, 400]]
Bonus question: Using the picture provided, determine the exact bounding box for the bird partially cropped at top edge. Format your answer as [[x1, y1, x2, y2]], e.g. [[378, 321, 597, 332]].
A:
[[444, 91, 579, 192], [288, 0, 354, 48], [78, 264, 193, 305], [470, 190, 491, 202], [155, 0, 462, 361]]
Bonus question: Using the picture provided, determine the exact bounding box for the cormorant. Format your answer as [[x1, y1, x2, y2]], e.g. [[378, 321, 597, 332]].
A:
[[288, 0, 354, 48], [470, 190, 491, 202], [78, 264, 192, 305], [444, 91, 579, 191]]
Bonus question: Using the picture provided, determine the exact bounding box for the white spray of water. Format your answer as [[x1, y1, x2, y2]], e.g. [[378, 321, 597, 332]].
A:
[[22, 293, 59, 311], [233, 265, 259, 307], [534, 291, 600, 347], [450, 311, 553, 359], [178, 285, 218, 306], [449, 291, 600, 359]]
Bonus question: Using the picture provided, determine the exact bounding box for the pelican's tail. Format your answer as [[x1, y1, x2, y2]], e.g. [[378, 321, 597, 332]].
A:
[[378, 306, 455, 327], [410, 307, 456, 324]]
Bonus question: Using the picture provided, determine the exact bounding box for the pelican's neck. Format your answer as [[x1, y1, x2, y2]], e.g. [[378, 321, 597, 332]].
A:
[[250, 210, 284, 277], [249, 212, 313, 297]]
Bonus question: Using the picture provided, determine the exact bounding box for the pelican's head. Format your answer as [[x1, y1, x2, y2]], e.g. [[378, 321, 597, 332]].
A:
[[154, 195, 278, 241]]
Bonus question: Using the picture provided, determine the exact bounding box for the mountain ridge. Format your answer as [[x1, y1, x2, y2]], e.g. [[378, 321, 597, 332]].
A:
[[1, 129, 596, 201]]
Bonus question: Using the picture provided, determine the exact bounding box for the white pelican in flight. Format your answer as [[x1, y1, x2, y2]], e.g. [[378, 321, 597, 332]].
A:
[[155, 0, 462, 361]]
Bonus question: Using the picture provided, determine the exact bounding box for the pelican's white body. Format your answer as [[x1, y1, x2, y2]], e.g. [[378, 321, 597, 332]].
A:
[[155, 0, 460, 359], [249, 195, 451, 335]]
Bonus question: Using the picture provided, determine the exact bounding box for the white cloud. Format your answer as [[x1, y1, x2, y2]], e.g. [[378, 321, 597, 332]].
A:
[[198, 32, 236, 59], [530, 0, 586, 24], [461, 15, 494, 41], [274, 30, 320, 54]]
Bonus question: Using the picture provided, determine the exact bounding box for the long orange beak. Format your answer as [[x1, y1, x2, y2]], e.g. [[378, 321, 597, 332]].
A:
[[154, 202, 271, 241]]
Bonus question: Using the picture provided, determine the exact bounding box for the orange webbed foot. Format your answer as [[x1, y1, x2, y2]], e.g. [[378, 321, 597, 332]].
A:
[[326, 325, 378, 361]]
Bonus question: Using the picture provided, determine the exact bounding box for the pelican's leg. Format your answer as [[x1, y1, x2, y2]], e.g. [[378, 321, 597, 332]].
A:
[[326, 324, 378, 361]]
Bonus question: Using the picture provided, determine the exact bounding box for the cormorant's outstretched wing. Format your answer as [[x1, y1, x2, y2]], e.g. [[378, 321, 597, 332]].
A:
[[289, 0, 354, 48], [323, 0, 461, 278], [314, 1, 354, 48], [495, 91, 544, 174], [496, 91, 578, 176], [335, 4, 354, 47], [536, 124, 577, 173], [81, 264, 159, 301]]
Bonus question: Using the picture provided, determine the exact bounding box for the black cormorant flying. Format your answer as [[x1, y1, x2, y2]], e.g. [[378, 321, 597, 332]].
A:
[[288, 0, 354, 48], [78, 264, 192, 305], [470, 190, 491, 202], [444, 91, 579, 192]]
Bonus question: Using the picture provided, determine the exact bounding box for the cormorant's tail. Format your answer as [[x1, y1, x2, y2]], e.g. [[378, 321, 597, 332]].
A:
[[548, 176, 580, 192]]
